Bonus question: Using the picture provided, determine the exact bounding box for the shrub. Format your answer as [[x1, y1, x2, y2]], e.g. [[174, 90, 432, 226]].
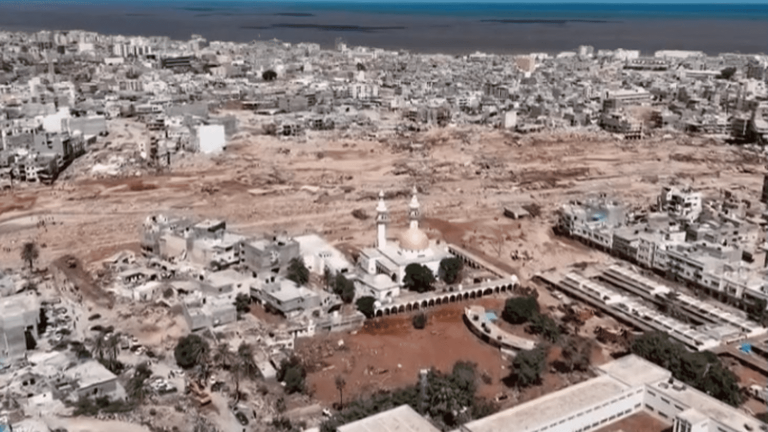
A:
[[356, 296, 377, 319], [287, 258, 310, 286], [174, 334, 209, 369], [412, 313, 427, 330]]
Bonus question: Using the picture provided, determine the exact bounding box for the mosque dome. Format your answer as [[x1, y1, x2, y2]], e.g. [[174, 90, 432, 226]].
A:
[[399, 226, 430, 251]]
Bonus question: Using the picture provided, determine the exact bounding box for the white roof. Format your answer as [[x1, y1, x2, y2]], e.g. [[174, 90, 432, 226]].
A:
[[463, 375, 628, 432], [650, 378, 765, 432], [338, 405, 439, 432], [597, 355, 671, 387]]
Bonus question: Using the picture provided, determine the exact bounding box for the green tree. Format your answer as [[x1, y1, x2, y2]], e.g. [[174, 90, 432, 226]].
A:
[[439, 257, 464, 284], [528, 314, 561, 343], [334, 274, 356, 304], [127, 362, 152, 403], [631, 331, 743, 407], [21, 241, 39, 271], [287, 257, 310, 286], [284, 366, 305, 394], [213, 342, 234, 370], [502, 296, 539, 325], [560, 337, 592, 372], [335, 375, 346, 409], [403, 263, 436, 293], [356, 296, 377, 319], [234, 293, 251, 314], [233, 342, 258, 401], [412, 312, 427, 330], [277, 356, 306, 394], [509, 346, 548, 389], [174, 334, 210, 369], [262, 70, 278, 81], [719, 66, 737, 80]]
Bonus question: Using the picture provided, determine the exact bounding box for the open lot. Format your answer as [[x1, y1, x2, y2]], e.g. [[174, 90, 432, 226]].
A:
[[299, 295, 617, 408]]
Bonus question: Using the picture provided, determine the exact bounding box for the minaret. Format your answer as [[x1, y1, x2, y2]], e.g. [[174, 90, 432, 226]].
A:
[[408, 186, 421, 229], [376, 190, 389, 249]]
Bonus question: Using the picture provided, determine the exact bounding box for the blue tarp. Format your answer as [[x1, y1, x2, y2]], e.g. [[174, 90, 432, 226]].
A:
[[740, 343, 752, 354], [486, 312, 498, 321]]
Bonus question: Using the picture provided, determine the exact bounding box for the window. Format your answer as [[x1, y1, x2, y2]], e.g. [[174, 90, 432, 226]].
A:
[[659, 412, 668, 419], [648, 391, 656, 396], [661, 398, 670, 404], [674, 405, 684, 411], [634, 403, 641, 409]]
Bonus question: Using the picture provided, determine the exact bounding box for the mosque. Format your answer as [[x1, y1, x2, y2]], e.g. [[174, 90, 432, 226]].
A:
[[356, 188, 453, 300]]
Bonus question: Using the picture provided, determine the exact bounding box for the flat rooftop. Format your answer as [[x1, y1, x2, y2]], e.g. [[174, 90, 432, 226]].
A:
[[462, 375, 629, 432], [650, 379, 765, 432], [338, 405, 440, 432], [597, 355, 671, 388]]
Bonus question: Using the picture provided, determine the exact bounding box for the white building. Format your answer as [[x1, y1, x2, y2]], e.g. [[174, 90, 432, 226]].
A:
[[356, 189, 452, 300], [459, 355, 765, 432]]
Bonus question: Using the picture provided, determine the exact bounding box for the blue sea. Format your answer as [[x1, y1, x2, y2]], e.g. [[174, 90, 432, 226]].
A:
[[1, 2, 767, 54]]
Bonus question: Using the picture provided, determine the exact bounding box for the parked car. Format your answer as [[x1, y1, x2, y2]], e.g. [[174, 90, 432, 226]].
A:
[[235, 411, 249, 426]]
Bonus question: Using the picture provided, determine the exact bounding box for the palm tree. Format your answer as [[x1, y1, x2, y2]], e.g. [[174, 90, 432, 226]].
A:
[[91, 335, 105, 360], [232, 342, 257, 403], [213, 343, 234, 370], [20, 241, 39, 271], [105, 333, 120, 369], [335, 375, 346, 409], [128, 362, 152, 403]]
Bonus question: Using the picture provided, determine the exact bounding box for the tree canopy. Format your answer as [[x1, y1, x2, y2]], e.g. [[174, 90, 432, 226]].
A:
[[560, 336, 593, 372], [509, 346, 548, 389], [287, 257, 310, 286], [333, 274, 356, 304], [528, 313, 561, 343], [439, 257, 464, 284], [277, 356, 306, 394], [174, 334, 210, 369], [403, 263, 436, 293], [356, 296, 377, 319], [631, 331, 742, 406], [234, 293, 251, 314], [502, 296, 539, 325], [262, 69, 278, 81], [321, 361, 497, 432], [21, 241, 39, 270], [719, 66, 737, 80]]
